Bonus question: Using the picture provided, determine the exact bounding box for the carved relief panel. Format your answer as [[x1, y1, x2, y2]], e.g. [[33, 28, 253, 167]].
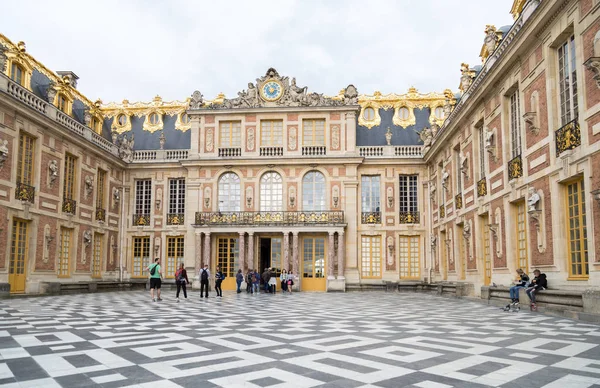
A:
[[246, 126, 255, 152], [288, 126, 297, 151], [330, 124, 341, 151], [205, 127, 214, 152]]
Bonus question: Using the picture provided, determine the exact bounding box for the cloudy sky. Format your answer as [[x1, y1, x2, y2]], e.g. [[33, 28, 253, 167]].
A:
[[3, 0, 514, 103]]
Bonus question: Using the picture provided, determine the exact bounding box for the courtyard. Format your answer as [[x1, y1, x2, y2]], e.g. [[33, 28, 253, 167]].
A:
[[0, 292, 599, 387]]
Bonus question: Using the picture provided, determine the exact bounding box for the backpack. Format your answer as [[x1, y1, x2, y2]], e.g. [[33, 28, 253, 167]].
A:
[[201, 269, 208, 281], [150, 264, 157, 276], [177, 270, 185, 282]]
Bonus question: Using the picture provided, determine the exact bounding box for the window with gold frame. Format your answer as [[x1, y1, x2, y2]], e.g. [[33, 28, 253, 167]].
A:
[[480, 214, 491, 286], [260, 120, 283, 146], [96, 169, 106, 209], [166, 236, 184, 278], [132, 236, 150, 277], [9, 219, 28, 293], [302, 119, 325, 146], [10, 63, 25, 86], [515, 201, 528, 271], [361, 235, 381, 278], [303, 237, 325, 278], [63, 153, 76, 200], [92, 233, 103, 278], [58, 227, 72, 277], [217, 237, 238, 278], [219, 121, 241, 148], [56, 93, 70, 114], [17, 132, 35, 185], [399, 236, 420, 280], [90, 116, 102, 134], [566, 179, 588, 278]]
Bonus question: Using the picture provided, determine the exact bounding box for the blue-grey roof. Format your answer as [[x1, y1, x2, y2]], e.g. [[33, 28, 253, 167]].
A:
[[356, 107, 430, 146], [103, 115, 191, 150]]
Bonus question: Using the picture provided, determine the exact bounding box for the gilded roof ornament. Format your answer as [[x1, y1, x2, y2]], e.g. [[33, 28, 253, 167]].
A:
[[458, 63, 476, 94], [479, 25, 503, 63], [510, 0, 527, 20]]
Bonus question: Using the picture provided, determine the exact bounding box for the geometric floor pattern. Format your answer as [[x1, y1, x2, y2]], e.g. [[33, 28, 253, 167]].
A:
[[1, 291, 600, 388]]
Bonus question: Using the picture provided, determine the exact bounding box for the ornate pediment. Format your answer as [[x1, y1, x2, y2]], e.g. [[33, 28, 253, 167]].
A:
[[189, 67, 359, 110]]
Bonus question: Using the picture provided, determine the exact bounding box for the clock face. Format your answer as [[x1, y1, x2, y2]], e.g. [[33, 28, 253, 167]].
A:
[[261, 81, 283, 101]]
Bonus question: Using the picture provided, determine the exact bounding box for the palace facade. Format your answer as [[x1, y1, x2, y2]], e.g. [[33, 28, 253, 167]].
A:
[[0, 0, 599, 296]]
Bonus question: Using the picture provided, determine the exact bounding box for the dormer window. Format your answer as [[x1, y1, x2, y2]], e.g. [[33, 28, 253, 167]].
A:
[[363, 107, 375, 121], [117, 114, 127, 126], [180, 113, 190, 124], [149, 112, 160, 125], [398, 107, 410, 120], [56, 93, 68, 113], [10, 63, 24, 86], [90, 116, 102, 134], [434, 107, 444, 119]]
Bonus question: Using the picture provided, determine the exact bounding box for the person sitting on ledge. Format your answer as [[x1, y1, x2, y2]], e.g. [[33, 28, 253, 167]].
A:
[[526, 269, 547, 311], [504, 268, 530, 311]]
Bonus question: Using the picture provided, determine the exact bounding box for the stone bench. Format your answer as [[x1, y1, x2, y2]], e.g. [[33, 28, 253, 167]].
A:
[[40, 280, 148, 295]]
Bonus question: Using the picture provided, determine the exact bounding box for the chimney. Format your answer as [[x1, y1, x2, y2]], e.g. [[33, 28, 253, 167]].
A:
[[57, 71, 79, 89]]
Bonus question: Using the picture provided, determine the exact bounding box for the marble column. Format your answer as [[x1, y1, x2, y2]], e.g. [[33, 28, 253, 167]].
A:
[[247, 232, 255, 270], [238, 232, 246, 272], [337, 231, 345, 278], [194, 232, 202, 274], [292, 232, 299, 277], [283, 232, 290, 271], [203, 232, 211, 267], [328, 231, 335, 279]]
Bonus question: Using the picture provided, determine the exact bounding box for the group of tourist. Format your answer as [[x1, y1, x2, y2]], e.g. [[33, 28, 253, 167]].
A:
[[505, 268, 547, 311], [145, 258, 297, 302]]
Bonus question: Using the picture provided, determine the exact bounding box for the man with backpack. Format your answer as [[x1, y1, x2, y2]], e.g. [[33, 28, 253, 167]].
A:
[[199, 264, 210, 298], [147, 258, 163, 302]]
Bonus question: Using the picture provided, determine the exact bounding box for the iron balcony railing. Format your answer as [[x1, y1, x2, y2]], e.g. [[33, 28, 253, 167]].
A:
[[195, 211, 344, 226], [15, 182, 35, 203], [62, 198, 77, 214], [133, 214, 151, 226], [361, 211, 381, 224], [455, 193, 463, 209], [95, 207, 106, 222], [508, 154, 523, 180], [399, 211, 420, 224], [167, 213, 185, 225], [477, 177, 487, 197], [555, 119, 580, 156]]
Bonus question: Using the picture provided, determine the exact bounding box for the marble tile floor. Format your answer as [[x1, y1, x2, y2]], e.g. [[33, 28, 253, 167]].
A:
[[0, 291, 599, 387]]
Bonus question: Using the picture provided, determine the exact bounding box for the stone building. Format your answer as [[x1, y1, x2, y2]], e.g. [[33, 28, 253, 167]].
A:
[[0, 0, 599, 298]]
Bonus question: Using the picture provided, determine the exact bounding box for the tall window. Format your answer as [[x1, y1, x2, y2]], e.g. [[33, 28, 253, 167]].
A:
[[17, 132, 35, 186], [566, 179, 588, 278], [96, 169, 106, 210], [479, 127, 486, 179], [399, 175, 418, 213], [510, 90, 522, 157], [260, 172, 283, 211], [399, 236, 420, 280], [302, 119, 325, 146], [9, 219, 28, 293], [515, 201, 528, 271], [219, 121, 241, 148], [56, 94, 69, 114], [168, 178, 185, 215], [166, 236, 184, 278], [58, 227, 72, 277], [260, 120, 283, 146], [558, 35, 578, 125], [10, 63, 24, 86], [132, 236, 150, 277], [481, 214, 491, 286], [361, 176, 380, 213], [218, 173, 241, 212], [92, 233, 102, 278], [361, 236, 381, 278], [217, 237, 238, 278], [135, 180, 152, 215], [455, 149, 462, 193], [63, 154, 76, 200], [302, 171, 326, 211]]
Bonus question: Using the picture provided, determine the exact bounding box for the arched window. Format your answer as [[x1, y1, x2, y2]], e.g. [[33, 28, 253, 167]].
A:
[[149, 112, 160, 125], [10, 63, 24, 86], [260, 172, 283, 211], [302, 171, 326, 211], [218, 173, 240, 212], [363, 107, 375, 121]]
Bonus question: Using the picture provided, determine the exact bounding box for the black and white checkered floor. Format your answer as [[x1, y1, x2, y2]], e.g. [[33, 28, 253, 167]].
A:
[[1, 290, 600, 387]]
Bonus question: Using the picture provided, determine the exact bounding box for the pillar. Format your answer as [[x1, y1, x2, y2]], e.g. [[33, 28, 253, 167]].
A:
[[238, 232, 245, 272], [338, 230, 345, 278], [203, 232, 211, 268], [247, 232, 255, 270], [328, 231, 335, 279], [194, 232, 202, 274], [283, 232, 290, 271], [292, 232, 299, 276]]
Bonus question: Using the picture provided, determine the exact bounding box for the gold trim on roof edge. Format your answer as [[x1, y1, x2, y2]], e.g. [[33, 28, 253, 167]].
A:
[[510, 0, 526, 20]]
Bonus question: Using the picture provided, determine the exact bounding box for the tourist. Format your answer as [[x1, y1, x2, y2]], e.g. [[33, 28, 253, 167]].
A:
[[504, 268, 529, 310], [526, 269, 547, 310], [236, 269, 243, 293], [246, 270, 253, 293], [262, 268, 270, 293], [199, 264, 210, 298], [286, 270, 294, 294], [215, 266, 225, 297], [268, 268, 277, 294], [174, 263, 189, 302], [280, 269, 288, 292], [147, 258, 163, 302], [252, 269, 260, 294]]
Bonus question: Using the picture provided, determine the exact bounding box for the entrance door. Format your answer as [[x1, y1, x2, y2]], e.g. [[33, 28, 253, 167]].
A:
[[9, 219, 28, 293], [217, 237, 238, 290], [301, 237, 326, 291], [259, 237, 282, 289]]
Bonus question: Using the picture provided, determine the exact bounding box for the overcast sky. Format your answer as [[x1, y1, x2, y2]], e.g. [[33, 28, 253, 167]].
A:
[[3, 0, 514, 104]]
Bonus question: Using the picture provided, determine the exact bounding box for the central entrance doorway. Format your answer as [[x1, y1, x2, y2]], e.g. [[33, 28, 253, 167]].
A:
[[259, 237, 282, 290]]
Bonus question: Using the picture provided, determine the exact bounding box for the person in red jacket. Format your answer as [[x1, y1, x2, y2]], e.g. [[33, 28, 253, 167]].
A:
[[175, 263, 189, 302]]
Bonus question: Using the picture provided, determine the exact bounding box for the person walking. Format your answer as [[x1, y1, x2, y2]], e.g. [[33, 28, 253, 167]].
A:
[[286, 270, 294, 294], [215, 266, 225, 297], [262, 268, 270, 293], [175, 263, 189, 302], [268, 268, 277, 294], [246, 270, 253, 293], [199, 264, 210, 298], [252, 269, 260, 294], [236, 269, 244, 293], [147, 258, 163, 302], [280, 269, 288, 293]]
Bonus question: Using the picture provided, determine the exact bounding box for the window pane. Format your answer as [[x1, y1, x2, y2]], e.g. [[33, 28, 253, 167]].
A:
[[218, 173, 241, 211]]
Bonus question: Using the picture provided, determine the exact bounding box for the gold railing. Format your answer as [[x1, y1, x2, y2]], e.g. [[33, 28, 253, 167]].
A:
[[555, 119, 580, 156], [133, 214, 150, 226], [455, 193, 463, 209], [361, 211, 381, 224], [195, 211, 344, 226], [167, 213, 185, 225], [95, 207, 106, 222], [477, 178, 487, 197], [508, 154, 523, 180], [62, 198, 77, 214], [399, 211, 419, 224], [439, 205, 445, 218], [15, 182, 35, 203]]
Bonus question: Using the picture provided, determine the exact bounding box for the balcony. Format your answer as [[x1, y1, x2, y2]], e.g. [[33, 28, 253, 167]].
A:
[[361, 211, 381, 224], [302, 146, 326, 156], [132, 149, 189, 163], [455, 193, 463, 209], [358, 145, 423, 158], [133, 214, 150, 226], [15, 182, 35, 203], [95, 207, 106, 222], [167, 213, 185, 225], [260, 147, 284, 157], [399, 211, 420, 224], [555, 119, 580, 156], [477, 178, 487, 197], [62, 198, 77, 215], [508, 154, 523, 180], [439, 205, 445, 218], [218, 148, 241, 157], [194, 211, 344, 226]]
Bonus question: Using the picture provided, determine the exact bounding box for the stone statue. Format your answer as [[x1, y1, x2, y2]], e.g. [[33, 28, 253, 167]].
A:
[[385, 127, 392, 146], [85, 175, 94, 196], [528, 187, 540, 212], [0, 45, 6, 73], [343, 84, 359, 105], [189, 90, 204, 109], [484, 25, 499, 54], [430, 235, 437, 248], [460, 152, 468, 176], [113, 188, 120, 202], [459, 63, 475, 93], [0, 139, 8, 168], [46, 83, 57, 104], [289, 77, 308, 105], [118, 134, 134, 163], [238, 83, 258, 107], [83, 230, 92, 247], [418, 127, 433, 153], [429, 181, 437, 201], [463, 221, 471, 240], [485, 128, 494, 148], [443, 98, 453, 117], [441, 169, 449, 190], [48, 160, 58, 183]]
